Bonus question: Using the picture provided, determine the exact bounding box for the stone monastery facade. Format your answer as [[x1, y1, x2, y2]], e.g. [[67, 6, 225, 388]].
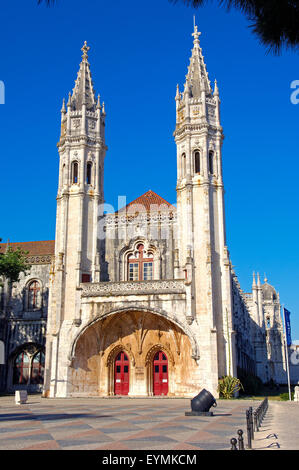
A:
[[0, 26, 289, 397]]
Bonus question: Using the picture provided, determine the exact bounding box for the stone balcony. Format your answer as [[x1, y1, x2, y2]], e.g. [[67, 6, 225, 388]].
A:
[[75, 278, 194, 343]]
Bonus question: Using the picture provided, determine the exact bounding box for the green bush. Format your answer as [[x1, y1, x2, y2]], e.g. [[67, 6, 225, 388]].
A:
[[218, 376, 243, 399], [280, 392, 294, 401]]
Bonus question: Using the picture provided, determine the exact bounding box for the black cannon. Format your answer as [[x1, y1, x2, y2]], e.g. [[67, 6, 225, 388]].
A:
[[185, 389, 217, 416]]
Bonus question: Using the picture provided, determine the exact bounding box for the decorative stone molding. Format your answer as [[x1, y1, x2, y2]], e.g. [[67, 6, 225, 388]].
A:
[[105, 212, 177, 226], [105, 343, 136, 367], [81, 279, 186, 297], [145, 343, 175, 366], [26, 255, 53, 265]]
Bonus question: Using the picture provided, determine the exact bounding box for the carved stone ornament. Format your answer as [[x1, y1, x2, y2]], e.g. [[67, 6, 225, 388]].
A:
[[73, 119, 81, 128], [81, 279, 186, 297], [26, 255, 53, 265]]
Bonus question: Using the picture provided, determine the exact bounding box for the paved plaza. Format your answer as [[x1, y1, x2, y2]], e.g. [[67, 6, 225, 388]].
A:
[[0, 396, 298, 451], [0, 396, 263, 451]]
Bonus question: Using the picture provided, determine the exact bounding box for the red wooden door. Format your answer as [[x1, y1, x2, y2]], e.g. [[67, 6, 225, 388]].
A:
[[114, 352, 129, 395], [153, 351, 168, 396]]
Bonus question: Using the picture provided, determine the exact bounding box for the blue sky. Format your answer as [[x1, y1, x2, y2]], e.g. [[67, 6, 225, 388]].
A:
[[0, 0, 298, 339]]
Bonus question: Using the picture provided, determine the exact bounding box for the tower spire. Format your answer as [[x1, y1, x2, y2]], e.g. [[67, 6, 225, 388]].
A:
[[70, 41, 96, 111], [183, 23, 211, 98], [252, 271, 256, 287]]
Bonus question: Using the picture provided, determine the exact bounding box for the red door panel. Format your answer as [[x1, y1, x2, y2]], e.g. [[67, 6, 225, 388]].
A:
[[153, 351, 168, 396], [114, 352, 129, 395]]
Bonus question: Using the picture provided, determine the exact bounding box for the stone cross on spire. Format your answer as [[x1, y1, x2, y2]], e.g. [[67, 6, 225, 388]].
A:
[[81, 41, 90, 61], [192, 23, 201, 46]]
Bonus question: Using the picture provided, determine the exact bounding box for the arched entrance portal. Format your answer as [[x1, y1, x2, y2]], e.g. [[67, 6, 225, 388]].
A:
[[69, 309, 199, 397], [153, 351, 168, 396], [114, 351, 129, 395]]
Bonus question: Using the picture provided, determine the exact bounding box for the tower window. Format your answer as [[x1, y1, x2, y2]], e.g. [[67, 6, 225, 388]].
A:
[[62, 164, 66, 186], [194, 151, 200, 174], [72, 161, 79, 184], [182, 153, 186, 178], [209, 151, 214, 174], [86, 162, 92, 185]]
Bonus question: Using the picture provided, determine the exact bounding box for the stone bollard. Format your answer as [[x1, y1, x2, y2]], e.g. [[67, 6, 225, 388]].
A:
[[294, 384, 299, 402], [15, 390, 28, 405]]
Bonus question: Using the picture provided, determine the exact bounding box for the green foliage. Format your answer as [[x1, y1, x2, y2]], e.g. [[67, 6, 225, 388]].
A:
[[218, 375, 244, 399], [0, 245, 31, 284], [280, 392, 294, 401]]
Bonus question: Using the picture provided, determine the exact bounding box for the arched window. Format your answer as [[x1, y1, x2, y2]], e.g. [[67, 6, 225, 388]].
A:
[[86, 162, 92, 185], [30, 351, 45, 385], [194, 151, 200, 174], [209, 151, 214, 175], [182, 153, 186, 178], [28, 280, 41, 310], [13, 348, 45, 386], [72, 161, 79, 184], [62, 164, 66, 186], [13, 351, 30, 385], [128, 244, 153, 281]]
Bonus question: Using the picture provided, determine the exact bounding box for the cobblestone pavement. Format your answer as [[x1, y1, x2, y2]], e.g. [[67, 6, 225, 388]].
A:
[[0, 396, 258, 451]]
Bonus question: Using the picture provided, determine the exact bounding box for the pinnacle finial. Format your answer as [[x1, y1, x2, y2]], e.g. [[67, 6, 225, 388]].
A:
[[214, 79, 219, 96], [252, 271, 256, 286], [257, 272, 261, 286], [61, 98, 66, 114], [81, 41, 90, 61], [192, 18, 201, 46], [264, 273, 268, 283]]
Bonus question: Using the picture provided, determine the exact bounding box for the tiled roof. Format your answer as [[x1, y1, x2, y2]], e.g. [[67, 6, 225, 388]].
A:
[[117, 190, 176, 214], [0, 240, 55, 256]]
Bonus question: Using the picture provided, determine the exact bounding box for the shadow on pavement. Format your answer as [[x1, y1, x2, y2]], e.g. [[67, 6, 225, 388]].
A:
[[0, 413, 114, 422]]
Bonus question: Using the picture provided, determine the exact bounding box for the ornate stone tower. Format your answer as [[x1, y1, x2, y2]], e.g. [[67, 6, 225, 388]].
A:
[[251, 273, 285, 383], [44, 43, 107, 397], [174, 24, 236, 384]]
